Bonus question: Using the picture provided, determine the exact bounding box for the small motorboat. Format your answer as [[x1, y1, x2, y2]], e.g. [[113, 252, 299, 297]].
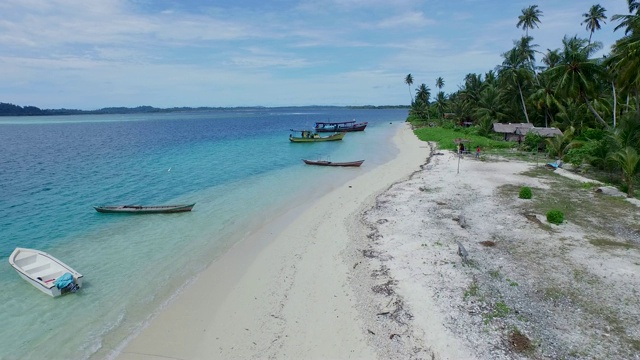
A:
[[9, 248, 83, 297], [93, 203, 195, 214], [302, 159, 364, 167]]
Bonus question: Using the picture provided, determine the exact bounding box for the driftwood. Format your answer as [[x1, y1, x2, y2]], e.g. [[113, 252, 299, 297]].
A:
[[456, 241, 469, 263]]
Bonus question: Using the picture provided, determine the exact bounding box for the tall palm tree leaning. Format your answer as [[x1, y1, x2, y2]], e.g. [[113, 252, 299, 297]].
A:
[[405, 74, 414, 103], [582, 4, 607, 45], [517, 5, 543, 36]]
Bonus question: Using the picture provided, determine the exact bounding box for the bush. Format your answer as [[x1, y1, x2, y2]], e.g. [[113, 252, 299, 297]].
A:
[[519, 187, 532, 199], [546, 210, 564, 225]]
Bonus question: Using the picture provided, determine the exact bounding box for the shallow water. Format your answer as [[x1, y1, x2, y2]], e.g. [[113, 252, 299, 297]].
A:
[[0, 108, 406, 359]]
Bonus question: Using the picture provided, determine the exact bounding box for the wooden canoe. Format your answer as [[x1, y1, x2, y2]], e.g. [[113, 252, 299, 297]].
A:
[[289, 131, 345, 142], [94, 203, 195, 214], [314, 121, 367, 132], [302, 159, 364, 167]]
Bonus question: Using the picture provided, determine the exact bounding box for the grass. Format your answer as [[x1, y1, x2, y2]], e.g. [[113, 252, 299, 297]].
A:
[[463, 280, 480, 300], [412, 126, 512, 152], [498, 169, 636, 235]]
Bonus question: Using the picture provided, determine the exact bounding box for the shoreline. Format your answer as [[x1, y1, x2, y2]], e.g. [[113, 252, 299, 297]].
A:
[[116, 123, 430, 359]]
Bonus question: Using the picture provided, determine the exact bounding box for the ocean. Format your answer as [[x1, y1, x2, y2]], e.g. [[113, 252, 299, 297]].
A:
[[0, 107, 407, 359]]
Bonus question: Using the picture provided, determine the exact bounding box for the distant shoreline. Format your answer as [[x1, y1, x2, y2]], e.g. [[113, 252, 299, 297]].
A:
[[0, 103, 409, 117]]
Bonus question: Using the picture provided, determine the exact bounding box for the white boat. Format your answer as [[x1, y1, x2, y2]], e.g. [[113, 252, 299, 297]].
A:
[[9, 248, 83, 297]]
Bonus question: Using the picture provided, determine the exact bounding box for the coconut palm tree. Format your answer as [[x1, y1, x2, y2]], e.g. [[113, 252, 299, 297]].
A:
[[405, 74, 414, 103], [475, 85, 507, 135], [610, 146, 640, 197], [545, 36, 609, 128], [415, 84, 431, 119], [435, 91, 447, 119], [583, 5, 607, 44], [517, 5, 543, 36], [497, 47, 533, 123], [541, 49, 561, 69], [435, 77, 444, 91]]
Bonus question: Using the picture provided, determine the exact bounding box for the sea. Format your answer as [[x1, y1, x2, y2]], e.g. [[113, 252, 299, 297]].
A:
[[0, 107, 408, 360]]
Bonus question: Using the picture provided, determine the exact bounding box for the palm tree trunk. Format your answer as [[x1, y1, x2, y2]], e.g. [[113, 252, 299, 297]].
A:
[[612, 81, 617, 128], [633, 86, 640, 114], [517, 83, 530, 123], [581, 92, 609, 129]]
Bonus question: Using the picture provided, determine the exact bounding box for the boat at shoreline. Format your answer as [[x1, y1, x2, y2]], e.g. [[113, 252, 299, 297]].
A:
[[314, 121, 367, 132], [9, 248, 83, 297], [289, 130, 345, 142], [94, 203, 195, 214], [302, 159, 364, 167]]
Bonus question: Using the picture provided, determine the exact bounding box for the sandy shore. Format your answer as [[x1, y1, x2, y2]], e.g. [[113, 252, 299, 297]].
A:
[[116, 123, 430, 360], [117, 126, 640, 360]]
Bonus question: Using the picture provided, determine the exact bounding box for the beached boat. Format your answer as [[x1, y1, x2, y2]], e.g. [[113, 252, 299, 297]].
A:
[[314, 121, 368, 132], [94, 203, 195, 214], [289, 130, 345, 142], [302, 159, 364, 167], [9, 248, 83, 297]]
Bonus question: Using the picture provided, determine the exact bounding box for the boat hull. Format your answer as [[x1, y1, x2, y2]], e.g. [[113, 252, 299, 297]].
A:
[[94, 203, 195, 214], [315, 123, 367, 132], [9, 248, 83, 297], [302, 159, 364, 167], [289, 132, 345, 142]]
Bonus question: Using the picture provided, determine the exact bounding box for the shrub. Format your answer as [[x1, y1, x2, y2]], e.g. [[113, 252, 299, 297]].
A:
[[546, 210, 564, 225], [519, 187, 532, 199]]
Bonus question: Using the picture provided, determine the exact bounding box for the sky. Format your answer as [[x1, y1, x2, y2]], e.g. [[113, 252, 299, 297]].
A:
[[0, 0, 631, 110]]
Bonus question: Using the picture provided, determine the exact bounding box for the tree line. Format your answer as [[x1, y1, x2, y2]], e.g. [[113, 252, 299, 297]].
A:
[[406, 3, 640, 197]]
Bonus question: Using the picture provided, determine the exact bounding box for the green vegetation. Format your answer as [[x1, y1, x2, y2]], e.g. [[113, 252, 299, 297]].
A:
[[412, 126, 512, 152], [546, 209, 565, 225], [404, 4, 640, 198], [519, 186, 533, 199]]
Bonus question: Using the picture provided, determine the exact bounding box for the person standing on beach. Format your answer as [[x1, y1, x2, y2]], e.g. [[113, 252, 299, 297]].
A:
[[476, 146, 481, 159]]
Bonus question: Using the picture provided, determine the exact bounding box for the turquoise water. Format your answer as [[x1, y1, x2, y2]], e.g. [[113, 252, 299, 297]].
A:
[[0, 108, 406, 359]]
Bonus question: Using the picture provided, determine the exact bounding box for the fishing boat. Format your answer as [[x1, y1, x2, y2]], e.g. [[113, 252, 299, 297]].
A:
[[9, 248, 83, 297], [302, 159, 364, 167], [93, 203, 195, 214], [314, 121, 368, 132], [289, 130, 345, 142]]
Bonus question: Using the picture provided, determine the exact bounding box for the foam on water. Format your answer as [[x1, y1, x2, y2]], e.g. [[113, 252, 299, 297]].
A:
[[0, 108, 405, 359]]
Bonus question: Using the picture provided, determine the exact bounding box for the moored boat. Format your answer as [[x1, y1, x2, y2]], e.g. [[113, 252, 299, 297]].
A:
[[302, 159, 364, 167], [289, 130, 345, 142], [314, 121, 367, 132], [94, 203, 195, 214], [9, 248, 83, 297]]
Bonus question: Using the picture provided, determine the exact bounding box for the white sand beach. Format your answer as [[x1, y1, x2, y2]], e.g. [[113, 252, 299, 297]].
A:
[[117, 124, 640, 360], [116, 123, 430, 360]]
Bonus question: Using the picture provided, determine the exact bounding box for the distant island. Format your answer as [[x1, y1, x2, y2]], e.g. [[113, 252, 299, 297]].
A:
[[0, 102, 408, 116]]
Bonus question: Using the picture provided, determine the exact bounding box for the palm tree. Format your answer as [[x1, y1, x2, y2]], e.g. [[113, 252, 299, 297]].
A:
[[497, 47, 533, 123], [541, 48, 561, 69], [415, 84, 431, 119], [610, 146, 640, 197], [546, 36, 609, 128], [435, 91, 447, 119], [435, 77, 444, 91], [529, 72, 560, 127], [475, 85, 507, 135], [546, 126, 576, 158], [583, 5, 607, 44], [405, 74, 414, 103], [517, 5, 543, 36]]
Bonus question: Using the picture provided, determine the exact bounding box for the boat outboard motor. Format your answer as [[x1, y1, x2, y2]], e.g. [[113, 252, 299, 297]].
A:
[[55, 272, 79, 293]]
